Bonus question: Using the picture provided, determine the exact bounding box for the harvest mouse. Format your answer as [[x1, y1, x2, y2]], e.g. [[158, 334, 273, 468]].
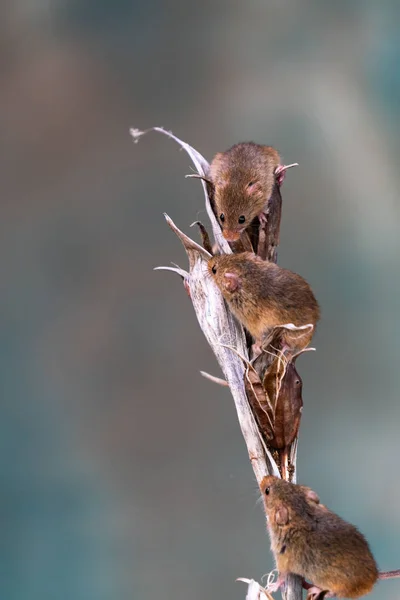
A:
[[260, 475, 400, 599], [209, 142, 290, 242], [207, 252, 320, 353]]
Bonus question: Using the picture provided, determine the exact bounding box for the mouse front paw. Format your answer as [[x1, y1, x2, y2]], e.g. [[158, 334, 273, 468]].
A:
[[275, 163, 298, 187], [265, 573, 285, 594], [305, 585, 333, 600]]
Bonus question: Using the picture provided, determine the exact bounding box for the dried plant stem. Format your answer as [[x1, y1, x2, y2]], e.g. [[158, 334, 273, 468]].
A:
[[131, 127, 302, 600]]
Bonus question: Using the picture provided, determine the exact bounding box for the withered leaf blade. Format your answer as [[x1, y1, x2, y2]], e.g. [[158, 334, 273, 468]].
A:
[[267, 361, 303, 450], [244, 365, 275, 442], [251, 326, 286, 377], [257, 183, 282, 261], [263, 353, 287, 412], [190, 221, 213, 255], [229, 230, 255, 254]]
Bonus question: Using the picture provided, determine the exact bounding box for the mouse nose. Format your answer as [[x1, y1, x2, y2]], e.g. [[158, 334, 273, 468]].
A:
[[223, 230, 241, 242]]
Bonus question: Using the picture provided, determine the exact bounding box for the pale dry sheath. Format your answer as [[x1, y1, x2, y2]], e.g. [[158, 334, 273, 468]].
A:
[[131, 126, 303, 600]]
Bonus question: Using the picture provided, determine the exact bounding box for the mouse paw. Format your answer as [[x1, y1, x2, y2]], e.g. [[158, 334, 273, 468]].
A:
[[275, 165, 287, 187], [250, 341, 263, 360], [257, 210, 268, 226], [265, 574, 285, 593], [306, 586, 333, 600], [275, 163, 298, 186]]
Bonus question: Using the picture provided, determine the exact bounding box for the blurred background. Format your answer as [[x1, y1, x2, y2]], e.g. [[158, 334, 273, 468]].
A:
[[1, 0, 400, 598]]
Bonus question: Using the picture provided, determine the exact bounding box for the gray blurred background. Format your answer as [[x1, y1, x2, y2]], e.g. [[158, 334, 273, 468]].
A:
[[1, 1, 400, 599]]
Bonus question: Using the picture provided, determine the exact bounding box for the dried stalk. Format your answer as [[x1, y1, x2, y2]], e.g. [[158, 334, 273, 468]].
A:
[[131, 126, 302, 600]]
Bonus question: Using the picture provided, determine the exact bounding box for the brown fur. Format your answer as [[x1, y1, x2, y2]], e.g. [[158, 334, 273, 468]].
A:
[[208, 252, 320, 348], [260, 476, 379, 599], [209, 142, 280, 241]]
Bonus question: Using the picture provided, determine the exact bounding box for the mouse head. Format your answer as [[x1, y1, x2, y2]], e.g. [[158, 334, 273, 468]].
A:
[[207, 254, 243, 295], [208, 252, 263, 297], [260, 476, 321, 529], [211, 159, 269, 242], [210, 143, 280, 242], [213, 175, 267, 242]]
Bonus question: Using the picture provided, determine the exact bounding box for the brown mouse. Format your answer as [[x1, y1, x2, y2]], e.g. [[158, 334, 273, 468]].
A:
[[209, 142, 284, 242], [260, 475, 400, 599], [207, 252, 320, 353]]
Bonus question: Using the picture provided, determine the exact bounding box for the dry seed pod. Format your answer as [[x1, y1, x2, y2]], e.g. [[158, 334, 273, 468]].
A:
[[244, 363, 275, 443], [264, 360, 303, 450], [243, 346, 303, 460]]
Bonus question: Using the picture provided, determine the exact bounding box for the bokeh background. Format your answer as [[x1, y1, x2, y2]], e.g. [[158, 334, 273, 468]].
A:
[[2, 1, 400, 598]]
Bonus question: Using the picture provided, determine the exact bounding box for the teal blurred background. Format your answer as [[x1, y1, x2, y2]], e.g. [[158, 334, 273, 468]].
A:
[[1, 1, 400, 599]]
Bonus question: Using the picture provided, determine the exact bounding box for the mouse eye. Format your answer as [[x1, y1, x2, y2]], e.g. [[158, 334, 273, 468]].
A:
[[238, 215, 246, 224], [219, 213, 225, 222], [247, 181, 255, 188], [211, 265, 217, 274], [265, 487, 270, 496]]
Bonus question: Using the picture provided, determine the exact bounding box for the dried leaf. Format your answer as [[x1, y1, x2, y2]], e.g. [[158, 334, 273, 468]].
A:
[[267, 361, 303, 450], [244, 364, 275, 442], [190, 221, 213, 255], [257, 183, 282, 261], [263, 355, 287, 413], [237, 578, 276, 600], [228, 230, 255, 254], [255, 163, 297, 261]]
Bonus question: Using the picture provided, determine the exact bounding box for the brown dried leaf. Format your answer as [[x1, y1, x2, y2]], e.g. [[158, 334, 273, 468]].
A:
[[257, 183, 282, 261], [190, 221, 213, 255], [244, 364, 275, 442], [260, 322, 315, 363], [263, 355, 287, 412], [267, 361, 303, 450], [228, 230, 255, 254]]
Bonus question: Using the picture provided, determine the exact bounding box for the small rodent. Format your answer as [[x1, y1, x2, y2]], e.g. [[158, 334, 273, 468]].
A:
[[209, 142, 283, 242], [260, 476, 400, 599], [207, 252, 320, 352]]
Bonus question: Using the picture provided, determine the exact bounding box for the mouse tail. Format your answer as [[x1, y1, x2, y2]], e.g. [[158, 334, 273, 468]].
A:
[[379, 570, 400, 579]]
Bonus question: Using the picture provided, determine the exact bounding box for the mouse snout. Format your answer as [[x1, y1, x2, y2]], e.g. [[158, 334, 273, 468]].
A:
[[222, 230, 241, 242]]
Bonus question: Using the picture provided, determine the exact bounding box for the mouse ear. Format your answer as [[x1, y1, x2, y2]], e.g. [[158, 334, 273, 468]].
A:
[[275, 505, 289, 526], [305, 489, 320, 504], [223, 272, 241, 292]]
